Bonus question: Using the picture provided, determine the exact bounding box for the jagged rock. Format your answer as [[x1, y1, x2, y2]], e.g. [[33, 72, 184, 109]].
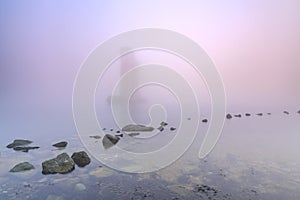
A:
[[122, 124, 154, 132], [102, 134, 120, 149], [6, 139, 32, 149], [42, 153, 75, 174], [226, 114, 232, 119], [52, 141, 68, 148], [9, 162, 35, 172], [71, 151, 91, 167], [13, 146, 40, 152], [160, 121, 168, 126]]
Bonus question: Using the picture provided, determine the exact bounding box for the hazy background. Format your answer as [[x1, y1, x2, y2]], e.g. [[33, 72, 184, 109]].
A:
[[0, 0, 300, 138]]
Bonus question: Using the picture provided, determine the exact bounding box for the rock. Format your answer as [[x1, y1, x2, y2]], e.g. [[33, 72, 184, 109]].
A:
[[110, 128, 114, 131], [52, 141, 68, 148], [42, 153, 75, 174], [115, 134, 123, 137], [75, 183, 86, 191], [158, 126, 164, 132], [226, 114, 232, 119], [102, 134, 120, 149], [245, 113, 251, 116], [234, 114, 242, 118], [187, 118, 191, 120], [170, 127, 176, 131], [267, 113, 272, 115], [122, 124, 154, 132], [116, 130, 121, 133], [13, 146, 40, 152], [283, 111, 289, 115], [89, 135, 101, 139], [257, 113, 263, 116], [9, 162, 35, 172], [71, 151, 91, 167], [6, 139, 33, 148], [160, 121, 168, 126], [128, 132, 140, 137], [298, 110, 300, 114], [202, 119, 208, 123]]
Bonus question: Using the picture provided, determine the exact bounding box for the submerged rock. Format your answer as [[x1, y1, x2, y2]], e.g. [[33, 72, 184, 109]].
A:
[[6, 139, 32, 149], [122, 124, 154, 132], [283, 111, 289, 115], [234, 114, 242, 118], [71, 151, 91, 167], [13, 146, 40, 152], [298, 110, 300, 114], [42, 153, 75, 174], [128, 132, 140, 137], [102, 134, 120, 149], [52, 141, 68, 148], [267, 113, 272, 115], [158, 126, 164, 132], [10, 162, 35, 172], [245, 113, 251, 116], [256, 113, 263, 116], [89, 135, 101, 139], [160, 121, 168, 126], [226, 114, 232, 119]]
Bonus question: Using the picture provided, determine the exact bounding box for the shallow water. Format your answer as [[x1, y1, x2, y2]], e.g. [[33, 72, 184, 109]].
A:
[[0, 109, 300, 200]]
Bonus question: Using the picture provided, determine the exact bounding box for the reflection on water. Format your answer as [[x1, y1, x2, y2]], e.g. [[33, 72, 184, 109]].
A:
[[0, 109, 300, 199]]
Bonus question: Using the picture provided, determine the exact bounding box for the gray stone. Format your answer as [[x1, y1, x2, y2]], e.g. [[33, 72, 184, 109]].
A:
[[6, 139, 32, 148], [158, 126, 164, 132], [13, 146, 40, 152], [102, 134, 120, 149], [122, 124, 154, 132], [226, 114, 232, 119], [42, 153, 75, 174], [89, 135, 101, 139], [71, 151, 91, 167], [298, 110, 300, 114], [52, 141, 68, 148], [170, 127, 176, 131], [9, 162, 35, 172], [128, 133, 140, 137], [160, 121, 168, 126]]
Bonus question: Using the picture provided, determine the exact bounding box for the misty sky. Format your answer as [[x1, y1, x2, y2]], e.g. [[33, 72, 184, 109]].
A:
[[0, 0, 300, 112]]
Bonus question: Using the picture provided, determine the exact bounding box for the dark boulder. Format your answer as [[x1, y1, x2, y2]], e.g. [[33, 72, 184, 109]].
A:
[[226, 114, 232, 119], [6, 139, 32, 149], [102, 134, 120, 149], [71, 151, 91, 167], [52, 141, 68, 148]]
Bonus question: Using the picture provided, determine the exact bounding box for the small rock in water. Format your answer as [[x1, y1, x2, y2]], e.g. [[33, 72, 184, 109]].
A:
[[257, 113, 263, 116], [160, 121, 168, 126], [122, 124, 154, 132], [102, 134, 120, 149], [234, 114, 242, 118], [245, 113, 251, 116], [75, 183, 86, 191], [9, 162, 35, 172], [6, 139, 33, 149], [226, 114, 232, 119], [89, 135, 101, 139], [158, 126, 164, 132], [116, 130, 121, 133], [298, 110, 300, 114], [170, 127, 176, 131], [102, 128, 106, 131], [202, 119, 208, 123], [115, 134, 123, 137], [267, 113, 272, 115], [283, 111, 289, 115], [71, 151, 91, 167], [110, 128, 114, 131], [13, 146, 40, 152], [127, 133, 140, 137], [42, 153, 75, 174], [52, 141, 68, 148], [187, 117, 191, 120]]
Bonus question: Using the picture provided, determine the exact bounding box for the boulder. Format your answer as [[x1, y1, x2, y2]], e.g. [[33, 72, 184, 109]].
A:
[[42, 153, 75, 174], [6, 139, 32, 149], [10, 162, 35, 172], [102, 134, 120, 149], [122, 124, 154, 132], [52, 141, 68, 148], [71, 151, 91, 167]]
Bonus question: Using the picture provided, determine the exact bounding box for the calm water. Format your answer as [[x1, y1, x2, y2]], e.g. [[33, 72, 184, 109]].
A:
[[0, 107, 300, 200]]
